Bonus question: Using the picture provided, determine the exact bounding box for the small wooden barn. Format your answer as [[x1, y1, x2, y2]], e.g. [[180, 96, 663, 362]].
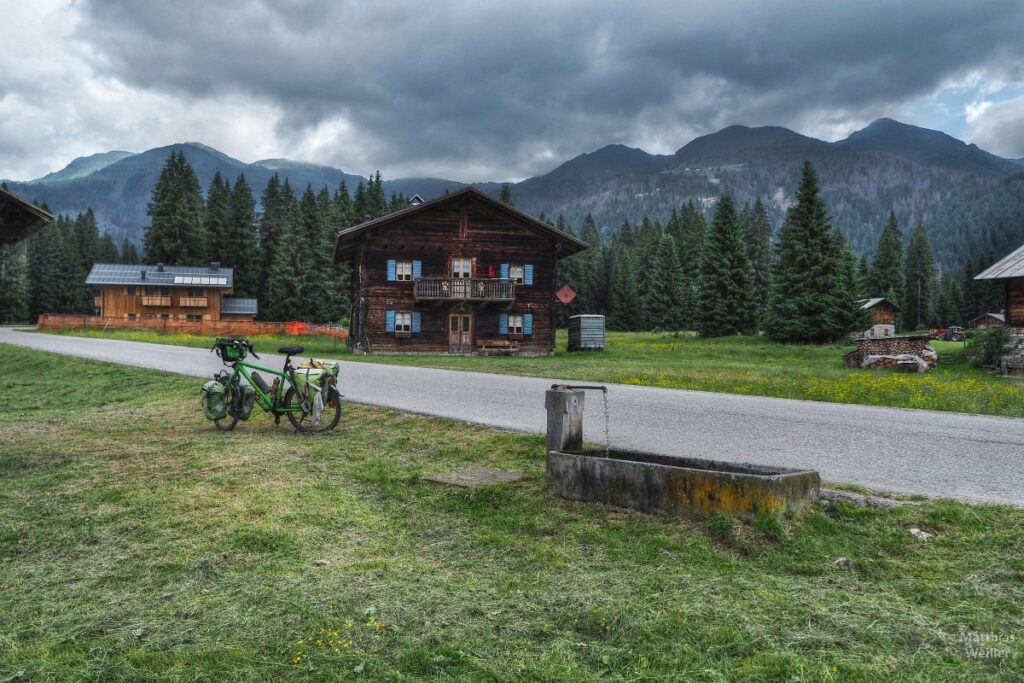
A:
[[333, 187, 589, 354], [86, 262, 257, 321], [857, 297, 900, 337], [976, 246, 1024, 328], [967, 312, 1005, 329], [0, 186, 52, 246]]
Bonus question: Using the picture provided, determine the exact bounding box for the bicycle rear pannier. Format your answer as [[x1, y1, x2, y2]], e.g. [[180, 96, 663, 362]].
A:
[[237, 383, 257, 420], [201, 380, 228, 420], [293, 368, 326, 400]]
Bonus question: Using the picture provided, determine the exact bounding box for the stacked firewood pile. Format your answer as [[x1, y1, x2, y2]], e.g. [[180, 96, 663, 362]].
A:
[[843, 335, 937, 373]]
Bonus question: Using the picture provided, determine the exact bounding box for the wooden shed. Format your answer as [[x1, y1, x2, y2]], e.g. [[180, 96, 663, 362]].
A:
[[568, 315, 605, 351], [1, 186, 52, 246], [334, 187, 589, 355], [967, 312, 1005, 329], [857, 297, 900, 337], [976, 247, 1024, 328]]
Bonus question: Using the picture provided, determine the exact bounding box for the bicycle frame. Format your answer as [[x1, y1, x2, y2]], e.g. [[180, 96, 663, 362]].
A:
[[227, 360, 304, 416]]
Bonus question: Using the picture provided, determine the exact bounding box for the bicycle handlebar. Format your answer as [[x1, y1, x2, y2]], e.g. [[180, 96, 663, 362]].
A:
[[211, 337, 259, 360]]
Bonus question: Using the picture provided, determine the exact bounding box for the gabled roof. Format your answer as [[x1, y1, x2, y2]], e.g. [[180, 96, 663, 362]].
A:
[[968, 312, 1005, 324], [221, 297, 258, 315], [976, 244, 1024, 280], [333, 186, 589, 262], [0, 186, 53, 245], [86, 263, 234, 288], [858, 297, 901, 311]]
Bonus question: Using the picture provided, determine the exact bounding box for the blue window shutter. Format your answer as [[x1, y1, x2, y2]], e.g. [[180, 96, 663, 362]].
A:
[[385, 310, 395, 333], [524, 313, 533, 336], [386, 259, 397, 281], [499, 313, 509, 335], [412, 311, 422, 334], [524, 264, 534, 285], [412, 260, 422, 279], [500, 263, 509, 280]]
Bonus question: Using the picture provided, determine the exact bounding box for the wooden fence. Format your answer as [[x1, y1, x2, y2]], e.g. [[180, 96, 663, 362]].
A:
[[37, 314, 348, 340]]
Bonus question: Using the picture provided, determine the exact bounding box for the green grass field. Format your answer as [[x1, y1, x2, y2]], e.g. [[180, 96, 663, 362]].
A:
[[1, 344, 1022, 680], [46, 327, 1024, 417]]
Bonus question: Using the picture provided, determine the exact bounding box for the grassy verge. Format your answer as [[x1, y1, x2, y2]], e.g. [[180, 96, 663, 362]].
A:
[[45, 326, 1024, 417], [1, 344, 1022, 680]]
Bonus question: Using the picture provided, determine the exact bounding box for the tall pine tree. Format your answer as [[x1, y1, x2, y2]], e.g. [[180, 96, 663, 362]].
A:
[[0, 242, 30, 323], [695, 195, 757, 336], [765, 161, 856, 342], [870, 211, 905, 306], [144, 151, 206, 264], [903, 222, 936, 331]]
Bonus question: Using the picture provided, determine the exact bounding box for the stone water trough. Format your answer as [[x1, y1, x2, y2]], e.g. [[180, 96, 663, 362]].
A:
[[545, 386, 820, 519]]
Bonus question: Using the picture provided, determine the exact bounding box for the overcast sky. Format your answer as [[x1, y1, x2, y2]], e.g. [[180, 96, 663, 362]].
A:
[[3, 0, 1024, 182]]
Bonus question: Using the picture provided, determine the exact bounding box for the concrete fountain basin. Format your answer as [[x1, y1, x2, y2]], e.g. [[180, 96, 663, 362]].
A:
[[547, 448, 820, 519]]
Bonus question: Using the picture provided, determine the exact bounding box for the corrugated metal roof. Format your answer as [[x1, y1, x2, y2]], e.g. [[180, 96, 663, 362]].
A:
[[858, 297, 901, 311], [221, 297, 258, 315], [86, 263, 233, 288], [976, 244, 1024, 280]]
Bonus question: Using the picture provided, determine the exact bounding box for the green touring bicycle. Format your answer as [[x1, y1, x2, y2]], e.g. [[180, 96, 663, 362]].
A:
[[200, 338, 342, 433]]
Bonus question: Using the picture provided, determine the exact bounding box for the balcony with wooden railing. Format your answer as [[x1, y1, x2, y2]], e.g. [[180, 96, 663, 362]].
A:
[[178, 297, 209, 308], [414, 278, 514, 302], [141, 296, 171, 306]]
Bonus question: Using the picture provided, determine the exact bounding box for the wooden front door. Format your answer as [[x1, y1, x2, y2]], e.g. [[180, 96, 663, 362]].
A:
[[449, 310, 474, 354]]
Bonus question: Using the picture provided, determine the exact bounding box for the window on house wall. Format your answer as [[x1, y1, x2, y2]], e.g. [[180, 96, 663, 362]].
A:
[[127, 286, 136, 296], [500, 312, 532, 336], [452, 257, 472, 278], [500, 263, 534, 285], [127, 313, 136, 320], [508, 314, 524, 335], [395, 261, 412, 281], [395, 312, 412, 333], [187, 314, 202, 321], [145, 286, 155, 296], [387, 259, 421, 281], [161, 314, 170, 320], [187, 287, 204, 297], [386, 310, 421, 335], [161, 287, 171, 296]]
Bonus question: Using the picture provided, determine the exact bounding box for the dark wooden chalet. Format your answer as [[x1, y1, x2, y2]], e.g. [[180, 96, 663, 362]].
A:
[[976, 245, 1024, 328], [1, 186, 52, 246], [857, 297, 899, 336], [333, 187, 589, 354]]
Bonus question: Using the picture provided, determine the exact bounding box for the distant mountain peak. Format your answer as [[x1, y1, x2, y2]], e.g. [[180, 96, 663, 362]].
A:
[[544, 143, 661, 178], [30, 150, 136, 184], [838, 117, 1018, 175], [673, 124, 826, 163]]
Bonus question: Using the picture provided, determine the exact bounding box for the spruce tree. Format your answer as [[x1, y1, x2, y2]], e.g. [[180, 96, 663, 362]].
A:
[[257, 175, 291, 317], [29, 216, 72, 316], [870, 211, 904, 305], [577, 214, 606, 314], [144, 151, 207, 264], [121, 238, 140, 264], [765, 161, 856, 343], [903, 222, 936, 330], [0, 243, 30, 324], [70, 209, 102, 313], [97, 232, 120, 262], [695, 195, 757, 336], [745, 197, 773, 320], [499, 182, 514, 206], [228, 174, 260, 297], [644, 233, 687, 330], [607, 251, 641, 330], [204, 172, 233, 264]]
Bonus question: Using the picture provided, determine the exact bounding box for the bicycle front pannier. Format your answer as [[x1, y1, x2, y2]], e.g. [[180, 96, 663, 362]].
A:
[[237, 383, 256, 420], [201, 380, 228, 420]]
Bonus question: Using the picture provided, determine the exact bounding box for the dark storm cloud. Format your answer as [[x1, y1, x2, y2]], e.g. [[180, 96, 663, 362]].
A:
[[76, 0, 1024, 178]]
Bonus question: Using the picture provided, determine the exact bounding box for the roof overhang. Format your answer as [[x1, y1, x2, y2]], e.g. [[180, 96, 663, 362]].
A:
[[0, 187, 53, 246], [333, 186, 589, 263], [976, 243, 1024, 280]]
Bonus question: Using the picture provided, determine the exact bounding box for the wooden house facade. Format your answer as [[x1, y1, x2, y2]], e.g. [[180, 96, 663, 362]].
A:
[[976, 245, 1024, 328], [86, 263, 257, 321], [334, 187, 588, 354]]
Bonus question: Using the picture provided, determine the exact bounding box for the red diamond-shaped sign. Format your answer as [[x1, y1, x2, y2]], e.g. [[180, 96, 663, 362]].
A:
[[556, 284, 577, 304]]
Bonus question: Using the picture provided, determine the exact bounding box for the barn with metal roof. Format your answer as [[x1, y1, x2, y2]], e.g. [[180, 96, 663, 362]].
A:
[[976, 245, 1024, 328]]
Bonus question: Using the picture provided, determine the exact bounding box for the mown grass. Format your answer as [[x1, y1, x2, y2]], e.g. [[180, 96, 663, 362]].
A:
[[47, 326, 1024, 417], [1, 344, 1022, 681]]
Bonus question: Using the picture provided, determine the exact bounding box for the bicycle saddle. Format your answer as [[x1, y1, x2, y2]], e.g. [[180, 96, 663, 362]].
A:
[[278, 345, 304, 356]]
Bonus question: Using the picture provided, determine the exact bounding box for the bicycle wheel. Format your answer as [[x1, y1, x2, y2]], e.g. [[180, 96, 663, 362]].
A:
[[284, 385, 342, 433], [214, 381, 240, 432]]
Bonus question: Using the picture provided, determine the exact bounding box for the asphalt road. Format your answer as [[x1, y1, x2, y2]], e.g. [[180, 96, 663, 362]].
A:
[[3, 327, 1023, 505]]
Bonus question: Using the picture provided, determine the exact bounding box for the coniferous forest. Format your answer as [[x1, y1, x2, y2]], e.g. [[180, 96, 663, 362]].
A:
[[0, 155, 1005, 336]]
